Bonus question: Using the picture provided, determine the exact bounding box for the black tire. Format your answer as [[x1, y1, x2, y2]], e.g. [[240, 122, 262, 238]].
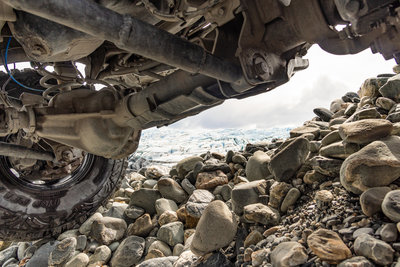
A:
[[0, 69, 128, 241], [0, 155, 127, 241]]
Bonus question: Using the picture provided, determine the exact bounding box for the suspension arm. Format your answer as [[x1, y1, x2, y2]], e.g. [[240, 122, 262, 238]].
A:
[[1, 0, 245, 85]]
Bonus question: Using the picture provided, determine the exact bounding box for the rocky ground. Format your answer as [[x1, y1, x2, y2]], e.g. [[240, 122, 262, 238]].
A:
[[3, 70, 400, 266]]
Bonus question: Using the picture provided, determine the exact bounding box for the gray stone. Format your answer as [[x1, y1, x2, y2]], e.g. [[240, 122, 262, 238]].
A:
[[353, 228, 374, 239], [196, 252, 232, 267], [344, 104, 357, 117], [79, 212, 102, 235], [148, 240, 172, 257], [269, 137, 310, 182], [376, 97, 396, 111], [155, 198, 178, 216], [379, 74, 400, 101], [231, 180, 266, 215], [158, 210, 179, 226], [289, 126, 320, 139], [339, 119, 393, 144], [232, 153, 247, 164], [173, 244, 184, 257], [191, 201, 237, 256], [181, 178, 196, 195], [90, 216, 127, 245], [380, 223, 398, 242], [17, 242, 29, 261], [270, 242, 308, 267], [319, 141, 360, 159], [269, 182, 292, 209], [2, 257, 18, 267], [280, 188, 301, 213], [145, 165, 169, 179], [348, 108, 381, 122], [330, 98, 345, 113], [340, 136, 400, 194], [360, 187, 391, 216], [243, 203, 280, 225], [157, 178, 188, 203], [57, 229, 79, 241], [48, 237, 77, 266], [110, 236, 145, 267], [174, 251, 198, 267], [124, 206, 145, 220], [388, 112, 400, 123], [245, 151, 271, 181], [143, 179, 158, 189], [127, 213, 154, 237], [337, 256, 374, 267], [342, 92, 360, 103], [220, 184, 232, 201], [88, 245, 111, 267], [0, 246, 17, 266], [104, 202, 128, 219], [65, 253, 89, 267], [382, 190, 400, 222], [176, 156, 203, 179], [354, 233, 394, 265], [109, 242, 120, 252], [157, 221, 184, 247], [76, 235, 87, 251], [185, 189, 215, 218], [137, 256, 178, 267], [130, 188, 162, 215], [321, 130, 341, 147], [314, 107, 334, 122], [26, 241, 58, 267], [360, 77, 387, 98]]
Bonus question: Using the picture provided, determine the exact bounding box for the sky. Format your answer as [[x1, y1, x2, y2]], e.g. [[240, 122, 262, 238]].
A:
[[171, 45, 396, 129]]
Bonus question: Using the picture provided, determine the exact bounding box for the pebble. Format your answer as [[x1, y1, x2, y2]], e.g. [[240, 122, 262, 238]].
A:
[[110, 236, 145, 267], [48, 237, 77, 266], [270, 241, 308, 267], [243, 203, 280, 226], [127, 213, 154, 237], [360, 187, 391, 216], [382, 190, 400, 222], [90, 216, 127, 245], [157, 221, 184, 247], [280, 187, 301, 212], [185, 189, 215, 218], [130, 188, 162, 215], [307, 229, 351, 264], [157, 178, 188, 203], [380, 223, 398, 242], [87, 245, 111, 267], [354, 233, 394, 265]]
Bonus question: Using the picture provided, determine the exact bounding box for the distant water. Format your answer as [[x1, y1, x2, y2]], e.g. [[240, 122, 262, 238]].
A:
[[128, 127, 290, 170]]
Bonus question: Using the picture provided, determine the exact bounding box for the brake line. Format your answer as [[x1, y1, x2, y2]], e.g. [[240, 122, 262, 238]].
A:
[[4, 37, 44, 92]]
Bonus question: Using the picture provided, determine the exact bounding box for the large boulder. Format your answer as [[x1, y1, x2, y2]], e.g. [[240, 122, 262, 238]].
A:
[[268, 137, 310, 182], [245, 151, 271, 181], [338, 119, 393, 144], [190, 201, 237, 256], [340, 136, 400, 194]]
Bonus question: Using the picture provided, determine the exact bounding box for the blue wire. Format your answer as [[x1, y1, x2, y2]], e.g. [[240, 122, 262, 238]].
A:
[[4, 37, 44, 92]]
